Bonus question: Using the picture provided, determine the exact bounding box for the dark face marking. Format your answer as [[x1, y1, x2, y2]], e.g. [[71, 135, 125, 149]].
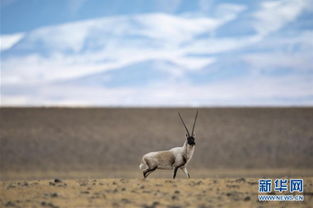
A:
[[187, 136, 196, 145]]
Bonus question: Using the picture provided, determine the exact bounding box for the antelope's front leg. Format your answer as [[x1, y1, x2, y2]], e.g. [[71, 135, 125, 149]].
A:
[[180, 167, 190, 178]]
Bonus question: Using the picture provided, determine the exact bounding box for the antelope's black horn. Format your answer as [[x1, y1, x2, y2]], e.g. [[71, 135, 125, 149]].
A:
[[191, 110, 198, 136], [178, 112, 190, 137]]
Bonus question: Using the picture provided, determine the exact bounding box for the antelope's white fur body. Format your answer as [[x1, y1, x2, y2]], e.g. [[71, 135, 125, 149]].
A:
[[139, 141, 195, 170], [139, 111, 198, 179]]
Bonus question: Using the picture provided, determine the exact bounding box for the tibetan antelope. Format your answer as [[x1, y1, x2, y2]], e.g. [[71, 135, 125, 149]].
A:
[[139, 111, 198, 179]]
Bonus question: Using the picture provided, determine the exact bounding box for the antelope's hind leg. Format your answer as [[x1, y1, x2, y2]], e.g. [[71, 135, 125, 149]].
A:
[[143, 166, 157, 179]]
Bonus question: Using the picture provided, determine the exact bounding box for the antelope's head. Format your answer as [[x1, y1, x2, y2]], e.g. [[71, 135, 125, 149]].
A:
[[178, 111, 198, 146]]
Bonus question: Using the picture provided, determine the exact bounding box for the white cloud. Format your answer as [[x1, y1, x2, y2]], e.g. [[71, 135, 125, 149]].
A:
[[242, 30, 313, 72], [251, 31, 313, 50], [27, 18, 100, 52], [244, 52, 313, 71], [12, 7, 245, 54], [254, 0, 308, 36], [155, 57, 215, 78], [134, 14, 221, 44], [2, 74, 312, 106], [170, 56, 215, 70], [0, 33, 24, 51], [2, 11, 245, 86], [182, 35, 262, 55]]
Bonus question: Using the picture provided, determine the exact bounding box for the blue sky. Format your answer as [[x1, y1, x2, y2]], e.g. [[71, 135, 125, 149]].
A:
[[1, 0, 313, 106]]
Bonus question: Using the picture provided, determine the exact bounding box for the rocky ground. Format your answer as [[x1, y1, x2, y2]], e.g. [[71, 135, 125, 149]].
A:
[[1, 177, 312, 208]]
